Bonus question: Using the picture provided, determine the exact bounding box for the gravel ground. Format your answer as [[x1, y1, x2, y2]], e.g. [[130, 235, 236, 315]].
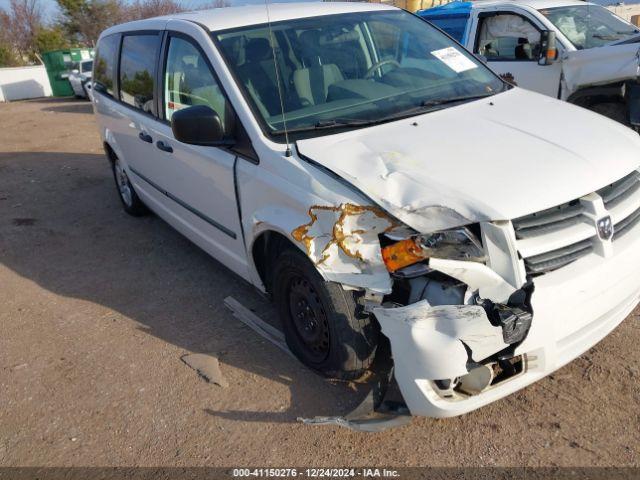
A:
[[0, 98, 638, 468]]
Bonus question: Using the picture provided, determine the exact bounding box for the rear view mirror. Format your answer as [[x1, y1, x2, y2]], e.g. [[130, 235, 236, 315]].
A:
[[171, 105, 234, 147], [539, 30, 558, 66]]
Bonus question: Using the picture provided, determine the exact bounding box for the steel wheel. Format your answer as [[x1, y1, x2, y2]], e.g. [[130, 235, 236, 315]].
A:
[[287, 275, 330, 363], [114, 158, 133, 208]]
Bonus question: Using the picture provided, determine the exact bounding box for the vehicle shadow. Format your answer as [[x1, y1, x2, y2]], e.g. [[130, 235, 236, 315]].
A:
[[0, 150, 370, 425]]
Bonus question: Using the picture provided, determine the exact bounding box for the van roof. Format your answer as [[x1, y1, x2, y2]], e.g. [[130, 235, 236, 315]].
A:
[[102, 2, 397, 37]]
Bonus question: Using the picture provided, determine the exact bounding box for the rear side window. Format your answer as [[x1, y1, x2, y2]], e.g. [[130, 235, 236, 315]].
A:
[[119, 34, 160, 115], [94, 34, 118, 97]]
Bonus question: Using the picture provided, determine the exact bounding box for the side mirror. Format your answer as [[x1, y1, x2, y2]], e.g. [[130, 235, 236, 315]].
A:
[[171, 105, 234, 147], [538, 30, 558, 66], [72, 69, 80, 75]]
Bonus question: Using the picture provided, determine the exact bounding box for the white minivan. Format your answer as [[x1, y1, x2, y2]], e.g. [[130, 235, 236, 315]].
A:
[[92, 2, 640, 419]]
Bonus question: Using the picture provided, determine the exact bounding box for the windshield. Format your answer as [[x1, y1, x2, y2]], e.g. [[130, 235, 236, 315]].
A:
[[540, 5, 640, 49], [81, 60, 94, 73], [214, 10, 504, 138]]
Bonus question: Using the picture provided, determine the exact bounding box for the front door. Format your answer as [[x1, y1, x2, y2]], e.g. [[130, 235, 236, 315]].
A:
[[145, 29, 248, 277], [473, 10, 562, 97]]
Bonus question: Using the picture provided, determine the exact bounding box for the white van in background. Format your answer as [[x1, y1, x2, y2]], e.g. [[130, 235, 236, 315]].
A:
[[92, 2, 640, 421]]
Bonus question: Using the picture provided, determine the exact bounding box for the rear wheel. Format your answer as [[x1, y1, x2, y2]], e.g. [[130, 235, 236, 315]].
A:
[[272, 248, 379, 380], [112, 157, 148, 216]]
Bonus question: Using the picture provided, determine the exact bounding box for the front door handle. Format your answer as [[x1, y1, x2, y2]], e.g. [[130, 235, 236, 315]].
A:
[[138, 132, 152, 143], [156, 141, 173, 153]]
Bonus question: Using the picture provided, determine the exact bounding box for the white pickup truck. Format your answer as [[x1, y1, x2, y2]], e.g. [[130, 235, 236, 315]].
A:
[[419, 0, 640, 128]]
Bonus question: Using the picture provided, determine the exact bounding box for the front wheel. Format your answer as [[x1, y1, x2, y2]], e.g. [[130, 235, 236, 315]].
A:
[[111, 157, 148, 216], [272, 248, 379, 380]]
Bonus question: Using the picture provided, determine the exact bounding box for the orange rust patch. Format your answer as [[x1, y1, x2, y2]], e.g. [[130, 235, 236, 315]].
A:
[[291, 204, 397, 266]]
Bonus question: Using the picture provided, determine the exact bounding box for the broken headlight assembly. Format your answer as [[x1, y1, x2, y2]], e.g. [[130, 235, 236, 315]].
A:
[[381, 226, 486, 273]]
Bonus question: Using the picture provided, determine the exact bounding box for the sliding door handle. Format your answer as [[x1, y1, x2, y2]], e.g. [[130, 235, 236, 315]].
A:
[[138, 132, 152, 143], [156, 141, 173, 153]]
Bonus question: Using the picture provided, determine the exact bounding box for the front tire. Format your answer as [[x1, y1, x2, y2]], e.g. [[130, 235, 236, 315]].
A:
[[111, 157, 148, 216], [272, 248, 379, 380]]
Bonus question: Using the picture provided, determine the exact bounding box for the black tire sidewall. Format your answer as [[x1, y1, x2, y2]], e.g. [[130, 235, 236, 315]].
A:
[[272, 248, 377, 379]]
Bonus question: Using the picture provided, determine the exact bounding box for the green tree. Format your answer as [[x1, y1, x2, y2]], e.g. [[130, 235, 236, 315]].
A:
[[34, 27, 71, 53], [0, 0, 43, 64], [0, 42, 20, 67], [56, 0, 123, 46]]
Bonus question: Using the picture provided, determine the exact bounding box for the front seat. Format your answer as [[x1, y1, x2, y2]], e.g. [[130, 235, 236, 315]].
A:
[[237, 38, 283, 116], [293, 30, 344, 106], [515, 37, 532, 60]]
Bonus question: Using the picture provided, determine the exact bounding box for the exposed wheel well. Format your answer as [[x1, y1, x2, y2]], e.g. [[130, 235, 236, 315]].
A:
[[252, 230, 301, 294], [567, 83, 625, 109]]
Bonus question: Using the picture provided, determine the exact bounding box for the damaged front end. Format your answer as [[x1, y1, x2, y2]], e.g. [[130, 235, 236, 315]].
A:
[[292, 204, 535, 419], [372, 227, 534, 417]]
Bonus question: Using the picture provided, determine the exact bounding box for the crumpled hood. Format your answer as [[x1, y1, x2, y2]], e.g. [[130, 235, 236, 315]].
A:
[[562, 42, 640, 95], [297, 88, 640, 233]]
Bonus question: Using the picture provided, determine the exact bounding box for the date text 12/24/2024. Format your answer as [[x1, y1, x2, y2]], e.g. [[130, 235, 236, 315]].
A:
[[232, 469, 400, 478]]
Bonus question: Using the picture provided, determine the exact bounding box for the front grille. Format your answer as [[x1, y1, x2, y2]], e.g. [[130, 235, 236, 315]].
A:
[[513, 201, 585, 240], [524, 238, 594, 275], [597, 170, 640, 209], [512, 169, 640, 276], [613, 206, 640, 240]]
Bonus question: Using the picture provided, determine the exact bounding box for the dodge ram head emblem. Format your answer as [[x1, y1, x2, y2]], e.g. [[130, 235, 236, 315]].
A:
[[597, 216, 614, 241]]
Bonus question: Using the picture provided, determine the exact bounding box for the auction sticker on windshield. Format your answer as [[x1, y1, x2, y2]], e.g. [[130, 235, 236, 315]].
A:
[[431, 47, 478, 73]]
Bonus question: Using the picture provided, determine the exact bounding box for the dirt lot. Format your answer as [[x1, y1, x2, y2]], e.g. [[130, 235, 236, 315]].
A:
[[0, 98, 639, 468]]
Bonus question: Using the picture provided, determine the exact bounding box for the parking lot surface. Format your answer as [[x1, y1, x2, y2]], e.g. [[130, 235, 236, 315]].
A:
[[0, 98, 638, 467]]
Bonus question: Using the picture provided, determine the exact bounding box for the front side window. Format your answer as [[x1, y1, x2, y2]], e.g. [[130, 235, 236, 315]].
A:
[[215, 10, 504, 138], [163, 36, 230, 131], [540, 5, 640, 49], [119, 34, 160, 115], [82, 60, 93, 73], [94, 34, 118, 97], [476, 14, 542, 61]]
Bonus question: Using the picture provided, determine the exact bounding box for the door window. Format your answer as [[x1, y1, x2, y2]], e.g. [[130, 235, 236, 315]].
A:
[[94, 34, 119, 97], [119, 34, 160, 115], [163, 36, 229, 131], [476, 14, 541, 61]]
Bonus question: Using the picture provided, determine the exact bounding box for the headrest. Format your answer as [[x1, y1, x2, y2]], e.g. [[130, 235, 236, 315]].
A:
[[246, 38, 271, 62], [299, 30, 322, 51]]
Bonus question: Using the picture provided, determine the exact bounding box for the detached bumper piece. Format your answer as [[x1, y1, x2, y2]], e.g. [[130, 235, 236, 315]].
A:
[[298, 341, 413, 432], [481, 283, 534, 345]]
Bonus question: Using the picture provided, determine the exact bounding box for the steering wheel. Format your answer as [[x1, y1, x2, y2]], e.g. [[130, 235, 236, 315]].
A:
[[364, 59, 401, 79]]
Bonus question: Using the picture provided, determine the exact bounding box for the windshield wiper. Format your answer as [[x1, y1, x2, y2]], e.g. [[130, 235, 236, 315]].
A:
[[375, 92, 497, 123], [419, 92, 496, 108], [272, 118, 375, 135], [592, 33, 625, 40], [271, 93, 497, 136]]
